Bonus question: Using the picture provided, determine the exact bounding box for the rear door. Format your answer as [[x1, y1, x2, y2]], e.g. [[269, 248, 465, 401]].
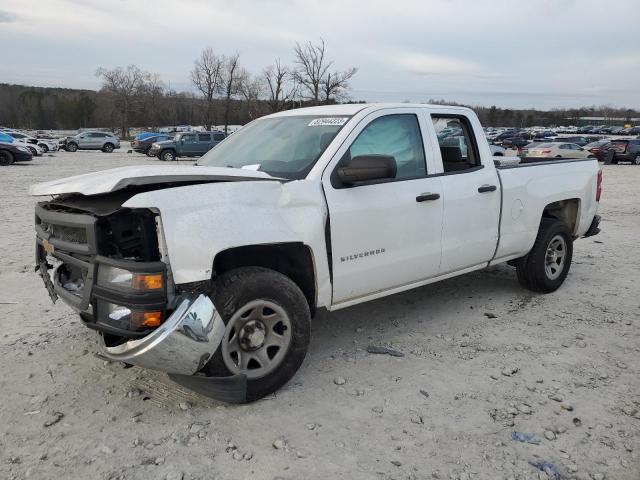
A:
[[197, 133, 213, 154], [428, 112, 501, 273], [322, 108, 444, 305]]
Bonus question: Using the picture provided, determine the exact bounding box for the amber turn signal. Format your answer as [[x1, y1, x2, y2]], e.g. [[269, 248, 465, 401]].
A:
[[132, 273, 164, 290], [132, 310, 162, 328]]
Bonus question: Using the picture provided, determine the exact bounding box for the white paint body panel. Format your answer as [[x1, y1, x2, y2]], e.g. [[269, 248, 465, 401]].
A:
[[30, 104, 601, 311]]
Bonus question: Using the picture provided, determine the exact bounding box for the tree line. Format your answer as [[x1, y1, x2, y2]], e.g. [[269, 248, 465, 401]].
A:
[[0, 39, 637, 136]]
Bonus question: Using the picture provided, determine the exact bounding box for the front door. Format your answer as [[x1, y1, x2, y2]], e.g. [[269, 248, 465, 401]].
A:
[[180, 133, 198, 156], [322, 111, 444, 305]]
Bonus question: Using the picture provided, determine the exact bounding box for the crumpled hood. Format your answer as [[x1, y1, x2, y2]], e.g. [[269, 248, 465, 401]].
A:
[[29, 165, 280, 196]]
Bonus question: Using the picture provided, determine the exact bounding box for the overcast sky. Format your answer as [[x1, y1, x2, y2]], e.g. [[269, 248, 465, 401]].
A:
[[1, 0, 639, 109]]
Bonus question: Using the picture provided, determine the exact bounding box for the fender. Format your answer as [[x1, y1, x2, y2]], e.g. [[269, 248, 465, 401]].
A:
[[123, 178, 333, 308]]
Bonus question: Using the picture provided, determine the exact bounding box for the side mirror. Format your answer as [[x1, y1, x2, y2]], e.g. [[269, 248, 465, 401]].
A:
[[337, 155, 397, 186]]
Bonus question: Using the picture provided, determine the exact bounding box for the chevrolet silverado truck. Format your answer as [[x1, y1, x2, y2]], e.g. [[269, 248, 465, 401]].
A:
[[30, 104, 602, 403], [149, 131, 226, 161]]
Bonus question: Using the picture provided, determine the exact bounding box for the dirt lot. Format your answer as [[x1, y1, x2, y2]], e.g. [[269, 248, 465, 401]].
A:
[[1, 147, 638, 480]]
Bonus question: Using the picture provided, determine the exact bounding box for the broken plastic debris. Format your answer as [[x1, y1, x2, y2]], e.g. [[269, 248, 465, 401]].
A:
[[511, 431, 540, 445], [366, 345, 405, 357], [528, 459, 561, 480]]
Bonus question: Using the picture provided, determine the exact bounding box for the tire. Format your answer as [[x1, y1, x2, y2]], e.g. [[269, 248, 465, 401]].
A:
[[0, 150, 14, 166], [102, 143, 114, 153], [145, 147, 154, 157], [28, 146, 37, 156], [516, 218, 573, 293], [202, 267, 311, 403], [38, 143, 49, 152], [161, 150, 176, 162], [66, 142, 78, 152], [633, 154, 640, 166]]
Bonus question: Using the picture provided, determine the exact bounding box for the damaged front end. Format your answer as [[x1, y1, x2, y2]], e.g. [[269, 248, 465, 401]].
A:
[[34, 193, 246, 402]]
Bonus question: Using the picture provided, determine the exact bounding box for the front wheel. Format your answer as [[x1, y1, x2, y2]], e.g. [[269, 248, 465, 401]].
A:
[[38, 143, 49, 152], [0, 150, 14, 166], [66, 142, 78, 152], [202, 267, 311, 403], [145, 147, 154, 157], [161, 150, 176, 161], [516, 218, 573, 293]]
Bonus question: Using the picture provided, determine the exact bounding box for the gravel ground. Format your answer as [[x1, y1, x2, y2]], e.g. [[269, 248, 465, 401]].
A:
[[0, 146, 638, 480]]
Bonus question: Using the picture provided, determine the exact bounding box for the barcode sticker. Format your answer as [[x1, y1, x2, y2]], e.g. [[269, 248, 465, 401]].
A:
[[308, 117, 349, 127]]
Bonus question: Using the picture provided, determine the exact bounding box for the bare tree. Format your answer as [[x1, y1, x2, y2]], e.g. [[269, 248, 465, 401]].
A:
[[141, 73, 166, 129], [190, 48, 224, 130], [95, 65, 148, 138], [292, 39, 329, 105], [220, 53, 241, 135], [238, 69, 264, 120], [293, 39, 358, 105], [321, 67, 357, 104], [264, 59, 296, 112]]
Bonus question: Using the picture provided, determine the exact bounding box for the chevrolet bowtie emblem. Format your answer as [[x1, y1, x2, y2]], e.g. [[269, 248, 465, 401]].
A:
[[42, 239, 55, 255]]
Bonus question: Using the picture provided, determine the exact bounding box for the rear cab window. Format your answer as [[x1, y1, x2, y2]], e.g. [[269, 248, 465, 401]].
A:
[[431, 115, 481, 173]]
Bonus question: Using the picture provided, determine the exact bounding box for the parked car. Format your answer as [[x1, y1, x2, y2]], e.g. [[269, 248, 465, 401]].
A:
[[551, 136, 589, 147], [131, 134, 172, 156], [0, 141, 33, 165], [598, 139, 640, 164], [526, 142, 596, 159], [30, 103, 602, 403], [584, 140, 611, 157], [149, 131, 225, 161], [4, 131, 44, 156], [35, 137, 59, 152], [501, 135, 531, 149], [64, 131, 120, 153]]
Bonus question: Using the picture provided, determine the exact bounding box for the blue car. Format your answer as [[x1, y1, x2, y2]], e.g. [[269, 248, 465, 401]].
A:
[[0, 132, 14, 143], [134, 132, 163, 141]]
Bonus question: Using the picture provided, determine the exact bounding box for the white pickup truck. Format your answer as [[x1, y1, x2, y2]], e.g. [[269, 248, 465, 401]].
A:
[[31, 104, 602, 403]]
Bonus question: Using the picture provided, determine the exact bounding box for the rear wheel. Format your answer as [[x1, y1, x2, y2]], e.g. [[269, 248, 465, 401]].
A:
[[0, 150, 14, 166], [102, 143, 114, 153], [633, 154, 640, 165], [66, 142, 78, 152], [202, 267, 311, 403], [516, 218, 573, 293], [161, 150, 176, 161]]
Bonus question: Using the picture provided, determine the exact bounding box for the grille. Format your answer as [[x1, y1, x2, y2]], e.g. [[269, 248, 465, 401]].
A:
[[40, 221, 88, 244]]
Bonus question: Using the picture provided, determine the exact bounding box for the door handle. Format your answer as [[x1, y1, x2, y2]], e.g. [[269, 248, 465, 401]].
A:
[[478, 185, 497, 193], [416, 192, 440, 202]]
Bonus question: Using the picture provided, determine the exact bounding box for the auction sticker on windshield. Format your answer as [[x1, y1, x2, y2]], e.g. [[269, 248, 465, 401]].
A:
[[308, 117, 349, 127]]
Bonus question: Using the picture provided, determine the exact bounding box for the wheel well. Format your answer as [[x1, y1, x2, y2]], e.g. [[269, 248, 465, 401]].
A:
[[542, 198, 580, 235], [213, 243, 316, 314]]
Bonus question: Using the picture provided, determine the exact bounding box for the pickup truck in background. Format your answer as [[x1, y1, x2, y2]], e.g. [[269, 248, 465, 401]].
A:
[[30, 104, 602, 403], [149, 131, 226, 161]]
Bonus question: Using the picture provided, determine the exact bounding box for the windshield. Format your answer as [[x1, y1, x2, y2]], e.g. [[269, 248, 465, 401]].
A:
[[197, 115, 350, 179]]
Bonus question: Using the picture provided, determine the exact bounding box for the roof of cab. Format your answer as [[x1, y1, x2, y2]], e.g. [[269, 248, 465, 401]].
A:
[[266, 103, 472, 119]]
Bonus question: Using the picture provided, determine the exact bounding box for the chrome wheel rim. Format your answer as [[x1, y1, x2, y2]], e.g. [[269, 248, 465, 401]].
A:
[[545, 235, 566, 280], [221, 299, 292, 379]]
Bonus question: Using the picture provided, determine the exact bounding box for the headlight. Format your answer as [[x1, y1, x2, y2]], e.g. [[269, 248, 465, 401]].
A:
[[97, 265, 164, 292], [102, 301, 163, 328]]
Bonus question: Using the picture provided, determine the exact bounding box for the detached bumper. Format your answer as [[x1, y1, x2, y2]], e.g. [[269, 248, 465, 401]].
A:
[[102, 294, 225, 375], [583, 214, 601, 238]]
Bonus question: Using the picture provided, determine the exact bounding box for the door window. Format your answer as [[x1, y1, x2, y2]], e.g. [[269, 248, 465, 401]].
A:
[[345, 114, 427, 181], [431, 116, 480, 172], [182, 134, 196, 143], [198, 133, 211, 142]]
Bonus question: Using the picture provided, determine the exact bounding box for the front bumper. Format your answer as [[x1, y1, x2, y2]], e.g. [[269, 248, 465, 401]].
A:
[[102, 294, 225, 375]]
